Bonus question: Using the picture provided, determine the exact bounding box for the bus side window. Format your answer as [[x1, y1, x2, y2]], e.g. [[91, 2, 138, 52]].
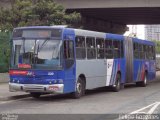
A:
[[121, 41, 124, 58], [146, 45, 150, 60], [96, 38, 104, 59], [75, 36, 86, 59], [149, 45, 155, 60], [105, 39, 113, 59], [133, 43, 139, 59], [148, 45, 152, 60], [86, 37, 96, 59], [113, 40, 121, 58], [139, 44, 144, 59], [143, 45, 147, 59], [64, 40, 74, 69]]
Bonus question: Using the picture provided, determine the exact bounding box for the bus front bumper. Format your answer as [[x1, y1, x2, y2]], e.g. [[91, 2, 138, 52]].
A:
[[9, 83, 64, 94]]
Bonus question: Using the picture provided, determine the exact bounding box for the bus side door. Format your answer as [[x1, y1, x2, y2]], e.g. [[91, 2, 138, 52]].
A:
[[63, 36, 76, 93]]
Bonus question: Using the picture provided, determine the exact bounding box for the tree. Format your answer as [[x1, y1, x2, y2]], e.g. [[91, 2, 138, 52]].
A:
[[153, 40, 160, 54], [0, 0, 81, 31]]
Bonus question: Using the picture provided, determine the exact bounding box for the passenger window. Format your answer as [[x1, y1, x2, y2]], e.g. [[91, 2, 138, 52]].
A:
[[86, 37, 96, 59], [121, 41, 124, 58], [146, 45, 150, 60], [143, 45, 147, 59], [96, 38, 104, 59], [148, 46, 155, 60], [75, 36, 86, 59], [139, 44, 144, 59], [133, 43, 139, 59], [105, 39, 113, 59], [113, 40, 121, 58]]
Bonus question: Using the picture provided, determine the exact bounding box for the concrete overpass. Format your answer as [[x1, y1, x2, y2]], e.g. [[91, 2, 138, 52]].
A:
[[55, 0, 160, 24], [54, 0, 160, 33], [1, 0, 160, 34]]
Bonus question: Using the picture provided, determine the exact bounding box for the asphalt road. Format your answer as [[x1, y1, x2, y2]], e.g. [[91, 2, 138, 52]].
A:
[[1, 74, 160, 120], [0, 80, 160, 115]]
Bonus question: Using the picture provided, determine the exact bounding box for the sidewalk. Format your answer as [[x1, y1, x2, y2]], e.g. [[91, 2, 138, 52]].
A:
[[0, 83, 30, 101], [0, 73, 9, 83]]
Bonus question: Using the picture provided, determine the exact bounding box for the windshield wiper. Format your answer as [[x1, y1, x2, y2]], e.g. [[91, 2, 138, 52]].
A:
[[37, 38, 50, 53]]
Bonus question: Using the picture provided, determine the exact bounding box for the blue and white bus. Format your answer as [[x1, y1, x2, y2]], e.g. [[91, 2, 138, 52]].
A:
[[9, 26, 156, 98]]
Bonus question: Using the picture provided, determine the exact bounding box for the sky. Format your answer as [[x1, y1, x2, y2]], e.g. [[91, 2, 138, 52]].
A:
[[124, 25, 145, 39]]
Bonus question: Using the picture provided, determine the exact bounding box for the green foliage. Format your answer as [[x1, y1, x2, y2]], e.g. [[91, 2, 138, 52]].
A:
[[0, 0, 81, 31], [0, 0, 81, 72], [0, 31, 11, 72]]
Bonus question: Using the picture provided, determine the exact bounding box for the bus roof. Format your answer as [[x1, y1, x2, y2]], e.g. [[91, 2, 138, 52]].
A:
[[13, 26, 155, 45], [74, 28, 106, 38], [106, 33, 124, 41], [132, 37, 155, 46]]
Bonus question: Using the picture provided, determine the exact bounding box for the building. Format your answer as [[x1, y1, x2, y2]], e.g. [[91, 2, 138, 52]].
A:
[[145, 25, 160, 41]]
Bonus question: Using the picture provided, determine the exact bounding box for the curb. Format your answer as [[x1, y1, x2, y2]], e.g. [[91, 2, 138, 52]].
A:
[[0, 94, 31, 101]]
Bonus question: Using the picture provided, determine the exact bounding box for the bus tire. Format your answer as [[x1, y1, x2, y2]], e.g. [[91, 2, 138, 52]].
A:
[[30, 92, 41, 98], [112, 74, 121, 92], [72, 78, 85, 99], [136, 73, 147, 87]]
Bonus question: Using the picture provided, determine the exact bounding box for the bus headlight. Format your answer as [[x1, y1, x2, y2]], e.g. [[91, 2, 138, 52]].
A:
[[53, 80, 57, 84], [58, 79, 63, 84]]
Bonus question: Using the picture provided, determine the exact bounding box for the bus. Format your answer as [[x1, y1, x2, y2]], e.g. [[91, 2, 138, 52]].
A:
[[9, 26, 156, 98]]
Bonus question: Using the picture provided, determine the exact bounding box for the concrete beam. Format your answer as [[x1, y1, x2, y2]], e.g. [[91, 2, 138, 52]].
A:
[[73, 16, 127, 34], [55, 0, 160, 9]]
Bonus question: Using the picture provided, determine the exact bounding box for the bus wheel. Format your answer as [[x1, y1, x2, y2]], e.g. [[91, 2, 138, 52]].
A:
[[136, 73, 147, 87], [112, 74, 121, 92], [72, 78, 85, 99], [30, 92, 41, 98]]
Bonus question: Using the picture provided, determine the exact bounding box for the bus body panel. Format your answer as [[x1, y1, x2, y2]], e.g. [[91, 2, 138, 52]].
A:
[[147, 60, 156, 80], [9, 70, 65, 93], [76, 59, 107, 89], [132, 38, 156, 82]]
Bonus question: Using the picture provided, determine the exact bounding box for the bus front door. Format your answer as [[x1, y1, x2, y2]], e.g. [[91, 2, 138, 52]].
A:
[[63, 39, 76, 93]]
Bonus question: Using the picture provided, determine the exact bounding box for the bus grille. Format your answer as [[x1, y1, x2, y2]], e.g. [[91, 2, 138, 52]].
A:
[[24, 85, 45, 91]]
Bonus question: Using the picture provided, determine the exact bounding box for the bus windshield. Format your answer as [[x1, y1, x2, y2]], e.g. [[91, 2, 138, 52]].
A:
[[11, 38, 63, 69]]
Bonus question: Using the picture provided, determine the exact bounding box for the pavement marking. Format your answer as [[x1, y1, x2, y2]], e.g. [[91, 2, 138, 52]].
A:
[[148, 102, 160, 114], [130, 102, 160, 114], [115, 102, 160, 120]]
